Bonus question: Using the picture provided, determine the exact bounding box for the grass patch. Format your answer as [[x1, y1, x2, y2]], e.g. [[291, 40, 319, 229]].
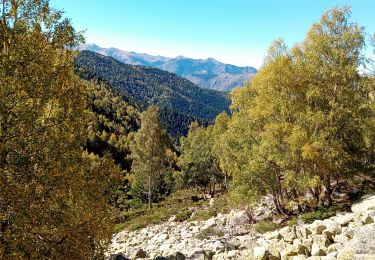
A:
[[255, 220, 278, 234], [196, 227, 224, 240]]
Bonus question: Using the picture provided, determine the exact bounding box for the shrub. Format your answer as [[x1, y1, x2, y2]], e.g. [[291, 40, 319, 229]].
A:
[[287, 218, 298, 227], [255, 220, 278, 234], [175, 209, 192, 222], [190, 208, 216, 221], [196, 227, 224, 240], [299, 206, 342, 223], [129, 198, 143, 209], [128, 221, 146, 231]]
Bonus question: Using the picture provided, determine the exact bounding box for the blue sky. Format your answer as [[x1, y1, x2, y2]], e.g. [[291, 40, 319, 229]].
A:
[[51, 0, 375, 68]]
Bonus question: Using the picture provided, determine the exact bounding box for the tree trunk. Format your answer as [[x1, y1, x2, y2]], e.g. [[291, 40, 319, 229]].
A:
[[148, 175, 151, 210], [273, 193, 287, 215], [325, 175, 332, 206]]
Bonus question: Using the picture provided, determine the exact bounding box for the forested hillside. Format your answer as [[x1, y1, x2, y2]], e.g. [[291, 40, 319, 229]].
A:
[[84, 80, 140, 172], [75, 51, 231, 137]]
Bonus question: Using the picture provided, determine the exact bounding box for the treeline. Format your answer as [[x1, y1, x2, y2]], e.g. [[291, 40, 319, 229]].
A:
[[177, 7, 375, 214]]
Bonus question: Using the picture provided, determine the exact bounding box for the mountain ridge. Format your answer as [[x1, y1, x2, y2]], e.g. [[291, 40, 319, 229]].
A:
[[78, 43, 257, 91]]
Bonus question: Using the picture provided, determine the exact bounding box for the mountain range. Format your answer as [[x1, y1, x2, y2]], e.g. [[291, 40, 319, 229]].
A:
[[75, 50, 230, 138], [78, 44, 257, 91]]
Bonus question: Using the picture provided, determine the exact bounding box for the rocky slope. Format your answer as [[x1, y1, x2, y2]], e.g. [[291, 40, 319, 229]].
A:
[[108, 195, 375, 259], [78, 44, 257, 91]]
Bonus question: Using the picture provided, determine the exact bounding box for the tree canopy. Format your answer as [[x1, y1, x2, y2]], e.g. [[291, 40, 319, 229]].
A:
[[0, 1, 119, 258]]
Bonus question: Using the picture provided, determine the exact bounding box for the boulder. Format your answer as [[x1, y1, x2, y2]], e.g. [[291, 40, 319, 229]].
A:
[[301, 238, 313, 249], [354, 254, 375, 260], [311, 234, 330, 247], [266, 244, 281, 259], [279, 226, 296, 242], [310, 220, 327, 235], [202, 218, 216, 229], [156, 233, 168, 243], [337, 248, 354, 260], [335, 213, 354, 226], [326, 243, 344, 254], [227, 250, 238, 258], [311, 242, 326, 256], [205, 240, 225, 253], [322, 255, 337, 260], [298, 227, 312, 239], [322, 230, 334, 242], [347, 224, 375, 255], [264, 230, 282, 240], [351, 194, 375, 214], [284, 244, 310, 256], [333, 234, 349, 245], [159, 243, 173, 252], [289, 256, 307, 259], [293, 238, 302, 245], [253, 246, 269, 260], [361, 210, 375, 225], [323, 219, 341, 235], [341, 227, 354, 239]]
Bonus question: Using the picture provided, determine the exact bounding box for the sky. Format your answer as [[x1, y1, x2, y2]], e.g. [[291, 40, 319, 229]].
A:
[[50, 0, 375, 68]]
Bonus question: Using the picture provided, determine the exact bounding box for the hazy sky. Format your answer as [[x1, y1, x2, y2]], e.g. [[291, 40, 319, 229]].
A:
[[50, 0, 375, 68]]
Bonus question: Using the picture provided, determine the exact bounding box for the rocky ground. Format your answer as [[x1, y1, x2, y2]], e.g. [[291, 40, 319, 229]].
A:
[[108, 194, 375, 260]]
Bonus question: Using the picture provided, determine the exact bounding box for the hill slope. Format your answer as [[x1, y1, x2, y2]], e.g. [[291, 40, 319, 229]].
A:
[[75, 50, 230, 137], [78, 44, 257, 91]]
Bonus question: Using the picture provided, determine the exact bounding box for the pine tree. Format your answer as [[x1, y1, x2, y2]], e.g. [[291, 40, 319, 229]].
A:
[[130, 106, 170, 209]]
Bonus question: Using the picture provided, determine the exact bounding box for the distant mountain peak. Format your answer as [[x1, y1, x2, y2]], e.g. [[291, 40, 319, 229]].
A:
[[79, 44, 257, 91]]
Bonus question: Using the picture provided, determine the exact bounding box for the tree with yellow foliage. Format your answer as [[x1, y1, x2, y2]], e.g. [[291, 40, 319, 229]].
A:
[[0, 1, 117, 258]]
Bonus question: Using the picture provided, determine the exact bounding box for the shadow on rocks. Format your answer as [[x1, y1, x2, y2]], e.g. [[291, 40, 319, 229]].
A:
[[108, 253, 130, 260]]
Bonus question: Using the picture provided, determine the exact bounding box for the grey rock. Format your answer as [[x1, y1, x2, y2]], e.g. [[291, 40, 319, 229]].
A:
[[347, 224, 375, 254], [337, 248, 354, 260], [336, 213, 354, 226], [310, 221, 327, 235], [253, 246, 269, 260], [311, 242, 327, 256], [279, 226, 296, 242], [352, 194, 375, 214], [334, 234, 350, 245]]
